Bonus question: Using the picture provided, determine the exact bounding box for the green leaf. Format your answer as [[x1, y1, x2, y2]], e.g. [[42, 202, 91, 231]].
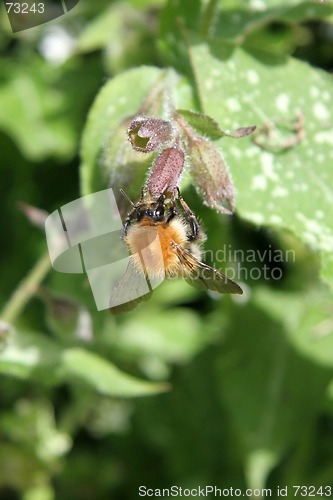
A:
[[177, 108, 255, 140], [254, 287, 333, 369], [80, 66, 162, 196], [278, 1, 333, 23], [0, 57, 101, 161], [0, 330, 62, 383], [77, 3, 161, 73], [113, 307, 204, 364], [0, 59, 69, 160], [215, 1, 333, 42], [0, 331, 168, 396], [216, 292, 333, 490], [77, 4, 127, 53], [188, 41, 333, 289], [158, 0, 202, 71], [61, 348, 170, 397], [177, 109, 225, 140]]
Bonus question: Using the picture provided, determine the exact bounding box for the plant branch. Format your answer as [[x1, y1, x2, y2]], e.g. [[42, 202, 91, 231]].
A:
[[0, 250, 51, 325]]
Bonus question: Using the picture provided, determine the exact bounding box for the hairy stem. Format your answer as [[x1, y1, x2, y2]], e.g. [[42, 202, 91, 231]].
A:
[[0, 251, 51, 325]]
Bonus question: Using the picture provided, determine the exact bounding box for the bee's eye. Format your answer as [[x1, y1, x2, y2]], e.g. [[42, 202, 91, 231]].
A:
[[155, 208, 164, 218]]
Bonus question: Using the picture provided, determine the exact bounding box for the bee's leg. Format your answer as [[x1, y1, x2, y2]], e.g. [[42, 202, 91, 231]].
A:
[[122, 205, 138, 237], [156, 193, 166, 211], [175, 188, 200, 241], [166, 202, 178, 223], [121, 188, 145, 237], [122, 215, 132, 237]]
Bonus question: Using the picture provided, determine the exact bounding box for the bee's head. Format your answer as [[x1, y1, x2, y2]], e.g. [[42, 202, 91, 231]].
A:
[[136, 194, 165, 222]]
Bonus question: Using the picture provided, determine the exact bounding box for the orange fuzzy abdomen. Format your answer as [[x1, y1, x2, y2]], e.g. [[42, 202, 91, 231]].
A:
[[125, 218, 187, 278]]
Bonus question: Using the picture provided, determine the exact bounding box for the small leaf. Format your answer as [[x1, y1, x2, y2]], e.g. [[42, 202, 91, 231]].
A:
[[227, 125, 256, 138], [61, 348, 170, 397], [177, 109, 227, 140], [177, 108, 256, 141]]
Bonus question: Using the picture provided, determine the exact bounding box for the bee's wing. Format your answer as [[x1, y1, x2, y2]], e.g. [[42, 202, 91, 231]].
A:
[[109, 259, 153, 315], [172, 243, 243, 295]]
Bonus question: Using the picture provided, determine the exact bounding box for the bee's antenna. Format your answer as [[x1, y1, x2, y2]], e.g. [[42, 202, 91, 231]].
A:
[[119, 188, 135, 207]]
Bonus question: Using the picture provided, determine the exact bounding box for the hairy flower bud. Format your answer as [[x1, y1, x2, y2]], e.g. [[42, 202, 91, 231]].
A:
[[128, 116, 173, 153], [146, 146, 185, 197], [188, 136, 234, 214]]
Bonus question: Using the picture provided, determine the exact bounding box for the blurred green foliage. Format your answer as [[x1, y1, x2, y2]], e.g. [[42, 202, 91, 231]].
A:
[[1, 0, 333, 498]]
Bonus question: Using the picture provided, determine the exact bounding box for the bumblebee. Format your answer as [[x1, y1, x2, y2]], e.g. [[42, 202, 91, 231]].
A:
[[110, 189, 242, 313]]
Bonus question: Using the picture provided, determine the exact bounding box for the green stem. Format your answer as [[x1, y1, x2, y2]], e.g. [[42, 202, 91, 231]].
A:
[[200, 0, 219, 37], [0, 250, 51, 325]]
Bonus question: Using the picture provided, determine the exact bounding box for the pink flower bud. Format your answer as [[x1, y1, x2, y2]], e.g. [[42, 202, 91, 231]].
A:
[[146, 147, 185, 196], [128, 116, 173, 153]]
